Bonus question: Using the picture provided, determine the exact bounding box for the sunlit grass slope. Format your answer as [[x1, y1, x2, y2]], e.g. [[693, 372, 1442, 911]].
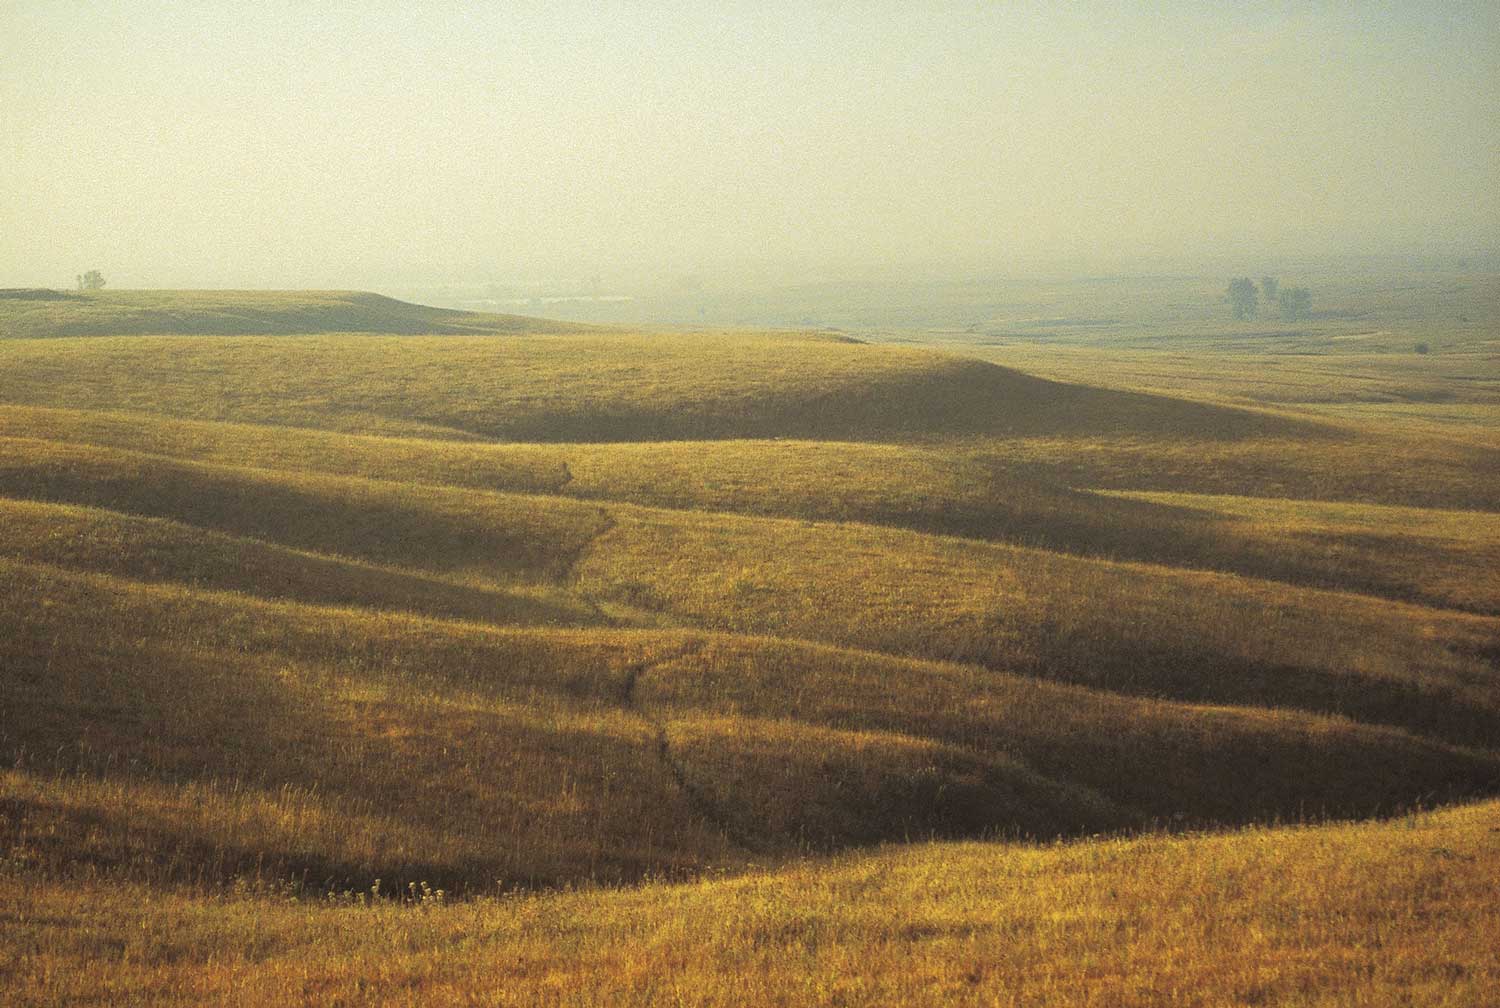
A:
[[0, 497, 596, 626], [1103, 489, 1500, 614], [0, 437, 610, 582], [5, 802, 1497, 1007]]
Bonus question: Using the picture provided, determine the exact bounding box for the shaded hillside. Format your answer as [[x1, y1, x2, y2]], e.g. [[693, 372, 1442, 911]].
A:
[[0, 437, 610, 582], [0, 497, 596, 627]]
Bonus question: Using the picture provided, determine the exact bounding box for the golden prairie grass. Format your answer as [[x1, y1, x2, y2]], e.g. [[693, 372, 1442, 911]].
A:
[[5, 404, 1496, 613], [0, 437, 611, 581], [3, 556, 1493, 894], [0, 559, 737, 891], [953, 336, 1500, 435], [6, 423, 1494, 744], [1101, 489, 1500, 613], [578, 503, 1500, 746], [638, 635, 1498, 828], [0, 403, 573, 493], [0, 330, 1315, 442], [2, 290, 1499, 1005], [3, 801, 1496, 1007], [979, 430, 1500, 511], [0, 497, 598, 626]]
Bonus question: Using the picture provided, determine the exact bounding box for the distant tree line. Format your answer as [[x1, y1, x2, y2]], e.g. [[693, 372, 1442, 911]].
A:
[[1226, 276, 1310, 321]]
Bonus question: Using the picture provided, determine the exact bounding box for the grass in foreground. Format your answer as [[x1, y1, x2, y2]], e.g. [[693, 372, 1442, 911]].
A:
[[3, 801, 1496, 1007]]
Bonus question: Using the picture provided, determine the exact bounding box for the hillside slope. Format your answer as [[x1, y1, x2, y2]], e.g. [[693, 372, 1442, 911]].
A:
[[0, 289, 586, 338], [2, 433, 1495, 749], [0, 329, 1318, 442], [5, 557, 1494, 895], [6, 801, 1498, 1006], [6, 403, 1498, 613]]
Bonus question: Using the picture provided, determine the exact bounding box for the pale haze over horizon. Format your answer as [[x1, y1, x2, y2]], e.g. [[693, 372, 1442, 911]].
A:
[[3, 2, 1497, 290]]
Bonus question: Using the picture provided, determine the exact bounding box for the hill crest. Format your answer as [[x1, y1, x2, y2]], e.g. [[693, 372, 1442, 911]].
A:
[[0, 289, 588, 338]]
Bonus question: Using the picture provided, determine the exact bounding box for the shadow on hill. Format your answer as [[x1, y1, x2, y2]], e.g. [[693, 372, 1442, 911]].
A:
[[0, 497, 599, 628], [852, 358, 1329, 442], [0, 438, 611, 582], [0, 288, 76, 301], [0, 307, 1328, 443], [462, 356, 1327, 444], [640, 636, 1500, 838]]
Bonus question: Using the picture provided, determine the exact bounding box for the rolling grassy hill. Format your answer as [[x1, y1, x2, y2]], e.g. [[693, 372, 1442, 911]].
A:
[[0, 289, 588, 338], [0, 328, 1320, 442], [1, 289, 1496, 1003], [7, 802, 1497, 1006]]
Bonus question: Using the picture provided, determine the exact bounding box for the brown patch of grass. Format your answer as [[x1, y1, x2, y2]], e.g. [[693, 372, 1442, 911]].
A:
[[5, 558, 1491, 894], [0, 559, 731, 892]]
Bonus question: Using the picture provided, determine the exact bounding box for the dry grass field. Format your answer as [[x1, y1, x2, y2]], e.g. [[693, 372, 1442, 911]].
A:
[[1, 287, 1497, 1004], [5, 803, 1498, 1006]]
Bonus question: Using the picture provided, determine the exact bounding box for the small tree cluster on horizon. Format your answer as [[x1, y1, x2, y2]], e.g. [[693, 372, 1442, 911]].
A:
[[76, 270, 106, 291], [1225, 276, 1310, 322]]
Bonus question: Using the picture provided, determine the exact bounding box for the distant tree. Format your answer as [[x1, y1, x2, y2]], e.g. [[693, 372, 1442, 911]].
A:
[[76, 270, 106, 291], [1414, 341, 1431, 355], [1260, 276, 1278, 302], [1227, 277, 1258, 320], [1278, 286, 1312, 321]]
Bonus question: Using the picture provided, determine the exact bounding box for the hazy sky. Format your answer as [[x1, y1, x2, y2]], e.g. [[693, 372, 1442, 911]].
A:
[[3, 2, 1497, 288]]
